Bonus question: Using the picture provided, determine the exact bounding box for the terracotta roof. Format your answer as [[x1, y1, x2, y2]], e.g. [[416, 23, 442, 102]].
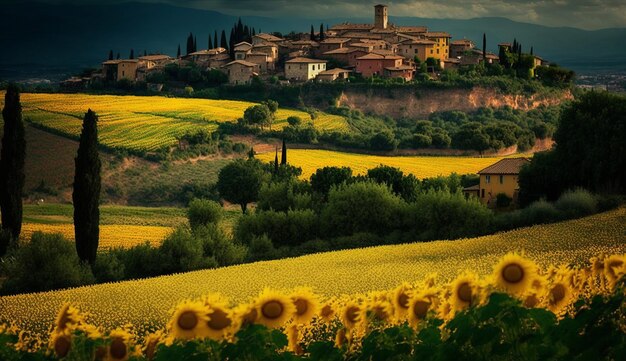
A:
[[357, 53, 402, 60], [370, 49, 397, 56], [322, 47, 365, 55], [425, 32, 452, 38], [292, 40, 319, 46], [444, 58, 461, 64], [477, 158, 530, 175], [103, 60, 122, 65], [234, 42, 253, 51], [189, 48, 226, 56], [222, 60, 258, 68], [254, 33, 283, 42], [329, 23, 373, 31], [400, 39, 436, 45], [394, 26, 428, 33], [451, 39, 474, 46], [318, 68, 352, 75], [246, 52, 269, 58], [138, 55, 171, 61], [286, 57, 328, 63], [252, 42, 278, 48], [320, 37, 351, 44], [341, 32, 382, 39], [463, 184, 480, 191]]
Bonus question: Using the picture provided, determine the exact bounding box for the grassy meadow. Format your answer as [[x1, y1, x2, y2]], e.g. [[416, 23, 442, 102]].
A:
[[257, 149, 524, 179], [2, 92, 349, 152], [1, 207, 624, 337]]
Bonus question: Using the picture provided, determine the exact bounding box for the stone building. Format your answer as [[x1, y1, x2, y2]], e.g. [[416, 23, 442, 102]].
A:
[[221, 60, 259, 85], [285, 57, 328, 81]]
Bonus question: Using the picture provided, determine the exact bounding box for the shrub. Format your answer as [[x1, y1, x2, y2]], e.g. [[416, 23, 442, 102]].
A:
[[520, 199, 561, 225], [555, 188, 598, 219], [159, 227, 210, 274], [248, 234, 276, 261], [92, 251, 126, 282], [194, 224, 247, 266], [310, 166, 353, 196], [496, 193, 513, 208], [235, 209, 319, 247], [321, 181, 404, 237], [111, 242, 163, 279], [187, 198, 223, 229], [1, 232, 95, 295], [287, 116, 302, 127]]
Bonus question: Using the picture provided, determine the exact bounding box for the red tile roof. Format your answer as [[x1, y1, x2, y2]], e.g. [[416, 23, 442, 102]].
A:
[[477, 158, 530, 175]]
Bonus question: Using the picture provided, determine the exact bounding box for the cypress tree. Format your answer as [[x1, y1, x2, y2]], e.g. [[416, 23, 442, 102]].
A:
[[530, 46, 534, 56], [73, 109, 101, 265], [143, 49, 147, 56], [482, 33, 486, 63], [0, 84, 26, 253], [310, 25, 315, 41], [244, 25, 250, 42], [194, 36, 197, 52], [274, 148, 279, 174], [177, 44, 181, 58], [237, 18, 244, 43], [220, 30, 228, 50], [281, 138, 287, 165], [186, 32, 194, 55], [129, 49, 134, 59], [252, 27, 256, 36], [108, 49, 113, 60], [319, 24, 325, 41], [209, 35, 213, 50], [229, 28, 235, 58]]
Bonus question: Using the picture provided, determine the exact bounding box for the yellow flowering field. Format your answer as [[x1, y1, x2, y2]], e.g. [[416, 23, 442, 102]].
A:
[[20, 223, 171, 249], [2, 92, 348, 152], [1, 208, 624, 337], [258, 149, 523, 179]]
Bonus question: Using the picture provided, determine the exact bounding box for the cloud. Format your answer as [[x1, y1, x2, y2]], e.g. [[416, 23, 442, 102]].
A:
[[16, 0, 626, 29]]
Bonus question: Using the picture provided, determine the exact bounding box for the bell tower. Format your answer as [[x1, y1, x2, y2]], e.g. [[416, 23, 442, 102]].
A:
[[374, 4, 388, 30]]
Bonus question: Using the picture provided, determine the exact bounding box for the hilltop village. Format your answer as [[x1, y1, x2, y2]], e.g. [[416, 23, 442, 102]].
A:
[[67, 4, 548, 88]]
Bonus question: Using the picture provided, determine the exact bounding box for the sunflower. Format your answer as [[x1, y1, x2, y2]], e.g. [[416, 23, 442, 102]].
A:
[[392, 283, 412, 320], [254, 289, 295, 329], [546, 279, 573, 315], [365, 299, 394, 325], [408, 294, 431, 327], [334, 328, 348, 349], [450, 272, 480, 311], [234, 302, 258, 327], [167, 301, 209, 340], [54, 303, 83, 333], [290, 287, 319, 325], [142, 331, 164, 361], [286, 324, 303, 355], [105, 328, 133, 361], [522, 292, 541, 308], [493, 253, 538, 296], [318, 299, 336, 323], [203, 294, 238, 340], [340, 301, 363, 330], [604, 254, 625, 288], [50, 331, 72, 358]]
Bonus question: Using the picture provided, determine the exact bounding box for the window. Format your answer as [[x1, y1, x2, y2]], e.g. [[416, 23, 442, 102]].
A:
[[481, 189, 485, 198], [486, 175, 491, 184], [430, 49, 433, 54], [436, 49, 440, 54], [499, 175, 504, 184], [415, 49, 417, 54]]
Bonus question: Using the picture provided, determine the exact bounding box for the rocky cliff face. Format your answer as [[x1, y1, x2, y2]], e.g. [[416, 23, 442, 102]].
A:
[[335, 87, 573, 119]]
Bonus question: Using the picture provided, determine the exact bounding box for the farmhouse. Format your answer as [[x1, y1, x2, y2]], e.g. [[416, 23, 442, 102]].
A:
[[316, 68, 352, 82], [221, 60, 259, 85], [355, 53, 403, 77], [285, 57, 327, 81], [464, 158, 531, 207]]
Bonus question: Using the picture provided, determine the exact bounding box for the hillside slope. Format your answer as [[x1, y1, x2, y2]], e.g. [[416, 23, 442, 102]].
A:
[[1, 208, 624, 337]]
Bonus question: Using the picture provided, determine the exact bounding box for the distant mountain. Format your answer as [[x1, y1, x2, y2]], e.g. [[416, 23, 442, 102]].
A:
[[1, 2, 625, 81]]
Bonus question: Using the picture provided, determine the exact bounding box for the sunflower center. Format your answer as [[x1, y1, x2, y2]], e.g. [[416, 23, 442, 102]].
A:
[[54, 335, 71, 358], [262, 301, 284, 319], [321, 305, 333, 317], [398, 293, 409, 309], [346, 306, 359, 324], [502, 264, 525, 284], [109, 338, 127, 360], [244, 308, 258, 324], [550, 284, 566, 304], [294, 299, 308, 316], [372, 306, 388, 321], [413, 300, 430, 319], [524, 294, 539, 308], [207, 308, 232, 330], [95, 346, 106, 360], [457, 282, 472, 303], [177, 311, 198, 330]]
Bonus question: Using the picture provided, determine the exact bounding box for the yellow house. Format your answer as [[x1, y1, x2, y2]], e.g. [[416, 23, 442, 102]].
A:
[[464, 158, 530, 206], [424, 32, 451, 61]]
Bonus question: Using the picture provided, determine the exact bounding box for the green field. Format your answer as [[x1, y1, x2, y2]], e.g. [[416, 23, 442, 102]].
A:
[[1, 208, 624, 337], [1, 92, 349, 153]]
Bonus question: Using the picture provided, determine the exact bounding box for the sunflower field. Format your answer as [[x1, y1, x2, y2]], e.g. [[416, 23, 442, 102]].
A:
[[257, 149, 525, 179], [2, 92, 349, 153], [0, 208, 624, 343], [0, 252, 624, 360]]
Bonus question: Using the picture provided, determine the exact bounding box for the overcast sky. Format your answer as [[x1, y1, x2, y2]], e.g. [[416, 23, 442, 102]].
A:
[[14, 0, 626, 30]]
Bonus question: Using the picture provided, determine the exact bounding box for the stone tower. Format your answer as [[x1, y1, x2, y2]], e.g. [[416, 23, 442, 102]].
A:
[[374, 4, 388, 30]]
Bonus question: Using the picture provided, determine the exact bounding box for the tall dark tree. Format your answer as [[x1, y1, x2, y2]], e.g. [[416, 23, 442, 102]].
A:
[[281, 138, 287, 165], [319, 24, 325, 41], [177, 44, 181, 58], [208, 35, 213, 50], [530, 46, 534, 56], [129, 49, 134, 59], [143, 49, 147, 56], [244, 25, 250, 42], [310, 25, 315, 41], [482, 33, 487, 63], [229, 28, 235, 58], [73, 109, 101, 265], [186, 32, 194, 55], [108, 49, 113, 60], [252, 27, 256, 36], [0, 84, 26, 253], [220, 30, 228, 50], [194, 36, 197, 52], [237, 18, 244, 42], [274, 148, 279, 174]]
